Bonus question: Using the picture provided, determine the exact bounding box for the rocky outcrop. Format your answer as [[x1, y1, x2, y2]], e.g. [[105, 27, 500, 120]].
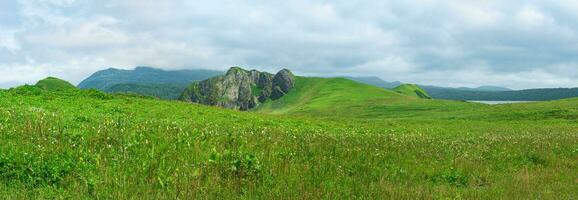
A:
[[180, 67, 295, 111], [271, 69, 295, 100]]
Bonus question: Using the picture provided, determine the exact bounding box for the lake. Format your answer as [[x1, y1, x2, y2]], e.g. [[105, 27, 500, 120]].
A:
[[468, 101, 536, 105]]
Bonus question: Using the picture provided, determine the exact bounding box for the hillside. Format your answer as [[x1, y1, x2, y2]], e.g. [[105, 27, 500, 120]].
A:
[[78, 66, 222, 99], [35, 77, 77, 91], [254, 77, 479, 118], [393, 84, 432, 99], [1, 82, 577, 199]]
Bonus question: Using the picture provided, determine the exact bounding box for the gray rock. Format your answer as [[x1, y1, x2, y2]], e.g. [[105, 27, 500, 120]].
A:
[[271, 69, 295, 100], [180, 67, 295, 110]]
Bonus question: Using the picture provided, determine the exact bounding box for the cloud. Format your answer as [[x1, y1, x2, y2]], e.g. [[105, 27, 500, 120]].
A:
[[1, 0, 578, 89]]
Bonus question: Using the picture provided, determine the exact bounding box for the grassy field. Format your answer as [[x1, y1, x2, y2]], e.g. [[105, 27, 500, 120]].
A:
[[0, 78, 577, 199]]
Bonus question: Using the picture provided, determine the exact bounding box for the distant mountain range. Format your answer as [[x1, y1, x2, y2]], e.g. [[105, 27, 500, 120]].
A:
[[346, 76, 511, 91], [78, 67, 222, 99], [343, 76, 403, 89], [345, 76, 578, 101], [77, 67, 578, 101]]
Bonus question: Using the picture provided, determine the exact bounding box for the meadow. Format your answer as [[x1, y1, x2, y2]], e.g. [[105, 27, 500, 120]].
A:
[[0, 82, 577, 199]]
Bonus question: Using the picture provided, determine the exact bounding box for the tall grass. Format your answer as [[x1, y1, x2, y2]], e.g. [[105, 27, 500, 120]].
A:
[[0, 88, 577, 199]]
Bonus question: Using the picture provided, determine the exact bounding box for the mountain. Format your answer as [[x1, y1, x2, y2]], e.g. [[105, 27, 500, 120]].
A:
[[343, 76, 578, 101], [78, 66, 223, 99], [393, 84, 432, 99], [35, 77, 77, 91], [426, 87, 578, 101], [344, 76, 403, 89], [105, 83, 186, 100], [468, 86, 512, 92], [180, 67, 295, 110]]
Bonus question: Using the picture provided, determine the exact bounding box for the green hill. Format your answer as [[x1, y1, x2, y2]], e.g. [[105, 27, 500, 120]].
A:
[[255, 77, 406, 114], [35, 77, 77, 91], [254, 77, 473, 118], [393, 84, 432, 99]]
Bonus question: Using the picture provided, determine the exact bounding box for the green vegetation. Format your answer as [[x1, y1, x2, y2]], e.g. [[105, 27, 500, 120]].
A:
[[1, 77, 577, 199], [106, 83, 186, 100], [251, 84, 263, 96], [393, 84, 432, 99], [78, 66, 222, 99], [255, 77, 462, 118], [35, 77, 77, 91]]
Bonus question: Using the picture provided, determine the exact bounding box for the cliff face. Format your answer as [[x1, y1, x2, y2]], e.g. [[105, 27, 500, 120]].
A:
[[180, 67, 295, 110]]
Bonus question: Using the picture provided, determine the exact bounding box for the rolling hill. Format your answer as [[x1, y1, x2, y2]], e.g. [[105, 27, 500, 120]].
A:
[[254, 76, 479, 118], [35, 77, 77, 91], [393, 84, 432, 99]]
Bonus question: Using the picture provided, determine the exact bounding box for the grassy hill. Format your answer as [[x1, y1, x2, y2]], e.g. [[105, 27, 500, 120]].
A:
[[255, 77, 407, 114], [35, 77, 77, 91], [393, 84, 432, 99], [255, 77, 578, 121], [1, 78, 578, 199], [255, 77, 475, 118]]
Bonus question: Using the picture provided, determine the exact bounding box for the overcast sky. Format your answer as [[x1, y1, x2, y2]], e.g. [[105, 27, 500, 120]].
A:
[[2, 0, 578, 89]]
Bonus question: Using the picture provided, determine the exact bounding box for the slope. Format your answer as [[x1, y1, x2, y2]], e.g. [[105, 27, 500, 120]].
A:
[[35, 77, 77, 91], [254, 77, 478, 118], [393, 84, 432, 99]]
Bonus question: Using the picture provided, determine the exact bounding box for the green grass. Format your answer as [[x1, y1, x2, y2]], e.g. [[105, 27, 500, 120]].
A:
[[0, 80, 577, 199], [393, 84, 432, 99], [255, 77, 477, 118], [255, 77, 410, 114], [34, 77, 77, 91]]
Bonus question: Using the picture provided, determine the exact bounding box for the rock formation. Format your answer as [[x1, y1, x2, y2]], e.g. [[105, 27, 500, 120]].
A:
[[180, 67, 295, 110]]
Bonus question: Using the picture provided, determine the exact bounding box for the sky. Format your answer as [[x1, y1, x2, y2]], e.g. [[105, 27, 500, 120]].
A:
[[1, 0, 578, 89]]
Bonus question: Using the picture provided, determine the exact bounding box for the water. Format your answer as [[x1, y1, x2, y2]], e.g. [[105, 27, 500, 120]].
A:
[[468, 101, 536, 105]]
